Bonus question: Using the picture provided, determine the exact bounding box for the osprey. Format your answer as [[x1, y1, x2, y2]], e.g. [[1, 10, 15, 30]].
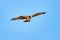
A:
[[11, 12, 46, 22]]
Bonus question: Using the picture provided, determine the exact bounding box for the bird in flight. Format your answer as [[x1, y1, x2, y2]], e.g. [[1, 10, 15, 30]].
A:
[[11, 12, 46, 22]]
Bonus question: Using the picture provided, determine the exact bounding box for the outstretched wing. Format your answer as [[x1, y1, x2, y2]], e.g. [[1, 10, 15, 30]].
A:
[[32, 12, 46, 17], [11, 16, 31, 22], [11, 16, 25, 20]]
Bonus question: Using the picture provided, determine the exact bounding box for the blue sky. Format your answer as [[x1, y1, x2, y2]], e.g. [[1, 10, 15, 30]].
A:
[[0, 0, 60, 40]]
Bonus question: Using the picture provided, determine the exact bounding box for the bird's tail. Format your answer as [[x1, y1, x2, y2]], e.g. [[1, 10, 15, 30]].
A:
[[32, 12, 46, 17]]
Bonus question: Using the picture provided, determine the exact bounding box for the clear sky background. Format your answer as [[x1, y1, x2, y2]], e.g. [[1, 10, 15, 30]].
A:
[[0, 0, 60, 40]]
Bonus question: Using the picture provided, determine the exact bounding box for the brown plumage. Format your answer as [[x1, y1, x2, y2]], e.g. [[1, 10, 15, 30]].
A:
[[11, 12, 46, 22]]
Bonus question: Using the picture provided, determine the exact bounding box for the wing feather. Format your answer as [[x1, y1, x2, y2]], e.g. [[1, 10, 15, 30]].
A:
[[32, 12, 46, 17]]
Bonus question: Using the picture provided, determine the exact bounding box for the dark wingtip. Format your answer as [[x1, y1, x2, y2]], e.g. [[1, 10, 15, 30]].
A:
[[11, 18, 16, 21], [42, 12, 46, 14], [11, 19, 13, 21]]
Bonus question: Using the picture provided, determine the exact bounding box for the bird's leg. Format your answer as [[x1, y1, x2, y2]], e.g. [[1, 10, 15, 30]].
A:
[[24, 20, 30, 22]]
